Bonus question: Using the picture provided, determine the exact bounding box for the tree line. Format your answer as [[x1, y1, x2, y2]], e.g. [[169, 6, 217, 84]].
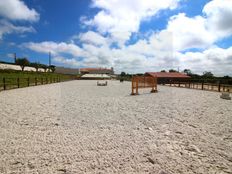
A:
[[15, 58, 56, 72], [120, 69, 232, 84], [181, 69, 232, 84]]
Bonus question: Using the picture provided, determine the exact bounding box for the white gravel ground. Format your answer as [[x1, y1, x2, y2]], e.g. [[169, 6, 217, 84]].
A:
[[0, 80, 232, 174]]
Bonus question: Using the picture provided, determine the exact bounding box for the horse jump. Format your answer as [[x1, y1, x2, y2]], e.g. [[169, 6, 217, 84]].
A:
[[131, 76, 157, 95]]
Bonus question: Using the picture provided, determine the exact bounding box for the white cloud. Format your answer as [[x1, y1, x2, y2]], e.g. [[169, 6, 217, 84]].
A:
[[156, 0, 232, 51], [83, 0, 180, 44], [81, 0, 232, 50], [0, 0, 39, 40], [0, 0, 39, 21], [177, 46, 232, 76], [53, 57, 81, 67], [0, 20, 35, 39], [165, 13, 214, 51], [203, 0, 232, 39], [23, 41, 84, 57], [77, 31, 109, 46], [23, 38, 232, 76], [23, 0, 232, 75]]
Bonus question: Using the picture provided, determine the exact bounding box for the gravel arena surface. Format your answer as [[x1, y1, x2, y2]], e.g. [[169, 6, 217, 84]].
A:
[[0, 80, 232, 174]]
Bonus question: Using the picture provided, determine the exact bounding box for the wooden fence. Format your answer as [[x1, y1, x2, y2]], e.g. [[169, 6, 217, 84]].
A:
[[162, 81, 232, 93], [0, 77, 70, 91]]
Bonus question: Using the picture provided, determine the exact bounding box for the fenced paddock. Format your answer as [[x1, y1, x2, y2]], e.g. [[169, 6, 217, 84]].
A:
[[162, 81, 232, 93]]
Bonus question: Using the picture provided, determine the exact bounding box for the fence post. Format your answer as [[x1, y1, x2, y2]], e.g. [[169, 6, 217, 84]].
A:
[[35, 78, 37, 86], [201, 81, 204, 90], [41, 78, 43, 85], [136, 78, 139, 95], [3, 78, 6, 90], [46, 78, 48, 84], [28, 78, 30, 87], [17, 78, 20, 88], [218, 81, 221, 92]]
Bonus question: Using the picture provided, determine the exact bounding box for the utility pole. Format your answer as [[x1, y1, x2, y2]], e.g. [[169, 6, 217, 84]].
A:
[[14, 53, 16, 63], [49, 52, 51, 66]]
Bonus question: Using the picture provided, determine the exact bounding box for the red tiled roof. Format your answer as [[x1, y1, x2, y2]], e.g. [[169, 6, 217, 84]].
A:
[[145, 72, 191, 78]]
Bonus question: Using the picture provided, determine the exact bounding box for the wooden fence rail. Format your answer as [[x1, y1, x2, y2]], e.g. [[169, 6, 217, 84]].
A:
[[162, 81, 232, 93], [0, 77, 67, 91]]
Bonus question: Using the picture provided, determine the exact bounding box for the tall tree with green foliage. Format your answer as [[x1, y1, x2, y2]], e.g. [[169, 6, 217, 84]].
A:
[[120, 72, 126, 76], [202, 71, 214, 78], [169, 69, 178, 73], [40, 64, 48, 72], [49, 65, 56, 73], [15, 58, 30, 71], [183, 69, 192, 75], [30, 62, 41, 72]]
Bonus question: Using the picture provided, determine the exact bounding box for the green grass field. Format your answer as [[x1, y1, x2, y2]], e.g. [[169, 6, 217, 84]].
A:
[[0, 70, 76, 90]]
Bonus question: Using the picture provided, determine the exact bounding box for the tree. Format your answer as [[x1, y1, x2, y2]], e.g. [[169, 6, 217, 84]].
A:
[[183, 69, 192, 75], [169, 69, 178, 73], [222, 75, 230, 79], [161, 70, 166, 72], [202, 71, 214, 78], [40, 64, 48, 72], [49, 65, 56, 73], [30, 62, 41, 72], [120, 72, 126, 76], [15, 58, 30, 71]]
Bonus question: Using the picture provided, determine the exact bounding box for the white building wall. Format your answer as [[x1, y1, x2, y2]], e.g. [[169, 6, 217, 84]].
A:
[[0, 63, 45, 72]]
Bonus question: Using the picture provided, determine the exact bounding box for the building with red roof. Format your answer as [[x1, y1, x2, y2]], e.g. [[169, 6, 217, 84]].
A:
[[80, 67, 114, 75], [145, 72, 191, 84]]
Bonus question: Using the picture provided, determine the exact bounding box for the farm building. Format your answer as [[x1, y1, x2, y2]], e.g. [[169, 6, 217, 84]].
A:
[[80, 67, 114, 75], [55, 67, 79, 75], [81, 74, 111, 80], [145, 72, 191, 84]]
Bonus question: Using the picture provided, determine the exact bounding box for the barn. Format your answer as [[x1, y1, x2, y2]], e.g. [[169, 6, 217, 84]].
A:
[[145, 72, 191, 84]]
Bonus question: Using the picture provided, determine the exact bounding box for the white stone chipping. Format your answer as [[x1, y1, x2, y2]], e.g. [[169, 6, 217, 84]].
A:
[[0, 80, 232, 174]]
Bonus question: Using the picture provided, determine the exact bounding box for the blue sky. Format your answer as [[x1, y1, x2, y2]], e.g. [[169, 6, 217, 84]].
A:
[[0, 0, 232, 75]]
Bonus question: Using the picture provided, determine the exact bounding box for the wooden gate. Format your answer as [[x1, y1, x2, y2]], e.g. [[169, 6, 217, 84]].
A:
[[131, 76, 158, 95]]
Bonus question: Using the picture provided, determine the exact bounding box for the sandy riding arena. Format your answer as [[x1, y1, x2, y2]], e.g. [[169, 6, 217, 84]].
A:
[[0, 80, 232, 174]]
